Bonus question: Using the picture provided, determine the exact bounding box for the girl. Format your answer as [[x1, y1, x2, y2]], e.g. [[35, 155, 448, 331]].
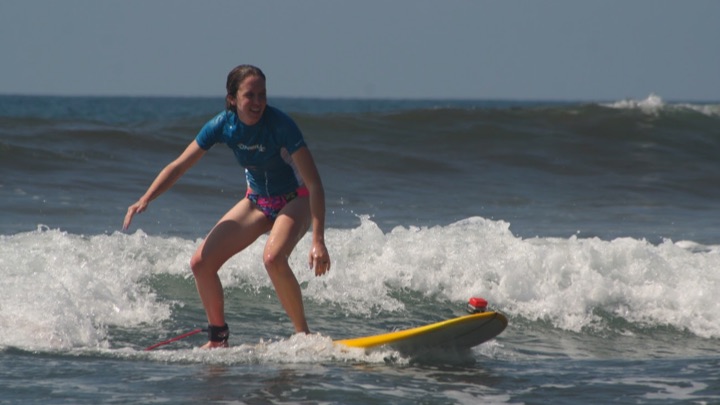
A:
[[123, 65, 331, 348]]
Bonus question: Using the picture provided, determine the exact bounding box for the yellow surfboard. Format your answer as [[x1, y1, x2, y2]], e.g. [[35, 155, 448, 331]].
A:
[[145, 298, 506, 354], [335, 311, 507, 354]]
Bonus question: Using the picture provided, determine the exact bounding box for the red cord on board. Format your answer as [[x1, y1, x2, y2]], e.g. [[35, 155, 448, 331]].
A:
[[144, 328, 204, 351]]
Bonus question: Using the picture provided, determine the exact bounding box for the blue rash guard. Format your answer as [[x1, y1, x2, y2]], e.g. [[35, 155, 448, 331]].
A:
[[195, 107, 307, 196]]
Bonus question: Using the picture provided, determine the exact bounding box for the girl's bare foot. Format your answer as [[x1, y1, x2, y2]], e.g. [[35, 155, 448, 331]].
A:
[[200, 340, 229, 349]]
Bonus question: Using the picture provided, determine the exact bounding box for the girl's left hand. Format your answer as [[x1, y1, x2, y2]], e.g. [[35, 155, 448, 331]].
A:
[[309, 242, 331, 276]]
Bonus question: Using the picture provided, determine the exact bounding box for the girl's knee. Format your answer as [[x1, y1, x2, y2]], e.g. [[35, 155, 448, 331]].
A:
[[190, 252, 212, 277], [263, 252, 288, 273]]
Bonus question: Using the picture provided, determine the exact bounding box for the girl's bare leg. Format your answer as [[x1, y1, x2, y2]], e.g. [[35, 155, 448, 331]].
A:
[[190, 198, 271, 347], [263, 197, 312, 333]]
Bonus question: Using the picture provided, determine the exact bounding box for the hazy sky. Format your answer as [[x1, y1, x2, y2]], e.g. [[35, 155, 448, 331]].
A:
[[1, 1, 718, 101]]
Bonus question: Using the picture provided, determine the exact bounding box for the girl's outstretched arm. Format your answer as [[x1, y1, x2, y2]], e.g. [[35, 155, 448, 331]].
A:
[[123, 141, 206, 231]]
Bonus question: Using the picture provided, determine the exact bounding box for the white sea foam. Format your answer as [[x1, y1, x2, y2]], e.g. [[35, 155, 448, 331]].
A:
[[603, 93, 720, 116], [133, 333, 396, 365], [2, 217, 719, 353], [0, 227, 179, 350], [604, 93, 666, 113]]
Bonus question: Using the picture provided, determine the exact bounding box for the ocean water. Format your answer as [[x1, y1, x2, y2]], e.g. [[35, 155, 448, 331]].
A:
[[1, 94, 719, 404]]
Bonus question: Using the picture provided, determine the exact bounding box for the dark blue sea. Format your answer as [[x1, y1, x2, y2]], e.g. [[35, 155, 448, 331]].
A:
[[1, 94, 719, 404]]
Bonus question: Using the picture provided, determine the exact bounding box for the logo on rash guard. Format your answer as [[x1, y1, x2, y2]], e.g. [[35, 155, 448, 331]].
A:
[[237, 144, 266, 152]]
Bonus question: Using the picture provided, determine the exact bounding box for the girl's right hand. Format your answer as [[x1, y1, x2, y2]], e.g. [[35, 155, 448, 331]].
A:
[[123, 199, 148, 231]]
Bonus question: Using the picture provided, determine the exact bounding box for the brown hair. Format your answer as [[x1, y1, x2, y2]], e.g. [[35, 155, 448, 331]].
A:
[[225, 65, 266, 111]]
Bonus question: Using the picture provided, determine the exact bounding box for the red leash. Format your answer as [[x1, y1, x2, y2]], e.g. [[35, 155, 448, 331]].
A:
[[144, 328, 204, 351]]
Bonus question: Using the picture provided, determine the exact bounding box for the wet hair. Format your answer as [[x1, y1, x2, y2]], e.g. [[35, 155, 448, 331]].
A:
[[225, 65, 266, 111]]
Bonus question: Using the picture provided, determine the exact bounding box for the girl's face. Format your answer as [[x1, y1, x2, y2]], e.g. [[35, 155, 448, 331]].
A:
[[232, 75, 266, 125]]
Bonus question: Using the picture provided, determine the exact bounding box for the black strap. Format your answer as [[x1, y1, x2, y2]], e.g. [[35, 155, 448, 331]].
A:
[[207, 323, 229, 343]]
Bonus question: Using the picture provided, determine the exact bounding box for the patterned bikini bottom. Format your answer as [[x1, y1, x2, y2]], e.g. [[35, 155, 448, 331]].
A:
[[245, 186, 309, 220]]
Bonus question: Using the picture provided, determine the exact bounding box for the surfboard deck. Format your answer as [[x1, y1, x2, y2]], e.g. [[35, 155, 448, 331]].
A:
[[334, 311, 507, 354]]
